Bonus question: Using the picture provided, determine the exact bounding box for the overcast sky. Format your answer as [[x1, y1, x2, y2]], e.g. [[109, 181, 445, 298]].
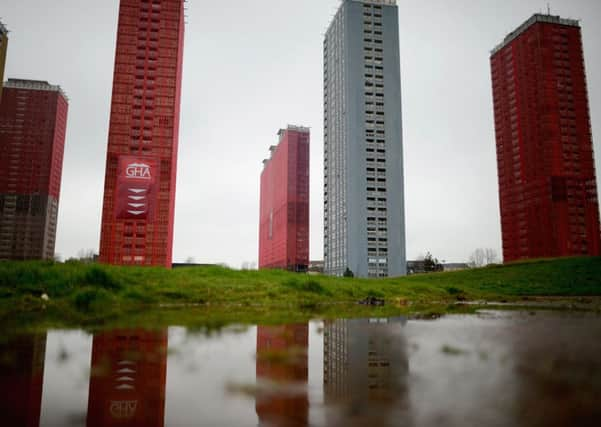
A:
[[2, 0, 601, 266]]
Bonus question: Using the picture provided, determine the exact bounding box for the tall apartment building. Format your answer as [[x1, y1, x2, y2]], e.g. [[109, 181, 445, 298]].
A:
[[99, 0, 185, 267], [323, 0, 406, 278], [0, 21, 8, 101], [87, 330, 167, 427], [491, 14, 601, 262], [0, 79, 68, 260], [259, 126, 310, 272]]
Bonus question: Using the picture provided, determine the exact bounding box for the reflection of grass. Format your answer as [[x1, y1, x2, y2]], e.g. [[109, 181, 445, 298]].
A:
[[0, 257, 599, 331], [441, 345, 468, 356]]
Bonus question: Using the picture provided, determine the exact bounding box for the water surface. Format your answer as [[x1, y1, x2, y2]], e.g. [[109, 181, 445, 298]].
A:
[[1, 310, 600, 426]]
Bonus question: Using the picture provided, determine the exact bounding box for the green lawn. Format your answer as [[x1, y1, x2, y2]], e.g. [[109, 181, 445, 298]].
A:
[[0, 257, 599, 330]]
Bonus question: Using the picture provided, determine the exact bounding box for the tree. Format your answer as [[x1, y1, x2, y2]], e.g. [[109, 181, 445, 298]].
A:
[[469, 248, 498, 268], [423, 252, 443, 272], [185, 256, 196, 264], [343, 267, 354, 278], [77, 249, 97, 263], [484, 248, 499, 265], [469, 248, 485, 268]]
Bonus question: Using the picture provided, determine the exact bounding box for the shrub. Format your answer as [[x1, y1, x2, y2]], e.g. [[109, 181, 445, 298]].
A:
[[73, 288, 111, 311], [82, 267, 121, 291], [446, 287, 462, 295], [282, 278, 328, 294]]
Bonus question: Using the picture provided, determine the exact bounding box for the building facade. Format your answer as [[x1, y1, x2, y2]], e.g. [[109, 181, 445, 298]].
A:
[[491, 14, 601, 262], [99, 0, 185, 267], [259, 126, 310, 272], [323, 0, 406, 278], [0, 79, 68, 260], [0, 21, 8, 102]]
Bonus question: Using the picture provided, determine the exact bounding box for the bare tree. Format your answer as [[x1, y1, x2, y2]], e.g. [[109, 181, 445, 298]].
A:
[[185, 256, 196, 264], [77, 249, 97, 263], [484, 248, 499, 265], [469, 248, 499, 268], [469, 248, 486, 268]]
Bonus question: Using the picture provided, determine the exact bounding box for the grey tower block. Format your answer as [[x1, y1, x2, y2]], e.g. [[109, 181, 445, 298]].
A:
[[324, 0, 406, 278]]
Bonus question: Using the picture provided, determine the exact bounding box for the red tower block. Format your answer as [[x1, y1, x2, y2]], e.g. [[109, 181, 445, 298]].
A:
[[99, 0, 185, 267], [491, 15, 601, 262], [259, 126, 310, 271]]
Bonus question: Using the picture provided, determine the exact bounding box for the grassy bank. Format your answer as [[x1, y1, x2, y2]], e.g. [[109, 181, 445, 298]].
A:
[[0, 256, 600, 330]]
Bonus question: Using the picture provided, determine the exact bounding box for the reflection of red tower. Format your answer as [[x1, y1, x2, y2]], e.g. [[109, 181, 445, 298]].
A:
[[87, 330, 167, 427], [256, 324, 309, 427], [99, 0, 185, 267], [0, 334, 46, 427]]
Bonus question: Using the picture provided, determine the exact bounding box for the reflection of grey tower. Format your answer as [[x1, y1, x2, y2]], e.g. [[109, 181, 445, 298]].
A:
[[323, 0, 406, 277], [323, 318, 410, 426]]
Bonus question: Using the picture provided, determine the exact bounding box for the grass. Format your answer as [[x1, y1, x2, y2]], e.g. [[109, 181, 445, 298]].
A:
[[0, 256, 599, 332]]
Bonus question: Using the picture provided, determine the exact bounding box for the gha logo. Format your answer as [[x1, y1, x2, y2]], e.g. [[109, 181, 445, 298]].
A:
[[125, 163, 152, 179]]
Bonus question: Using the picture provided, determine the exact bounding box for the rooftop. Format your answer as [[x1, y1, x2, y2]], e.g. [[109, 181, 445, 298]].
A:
[[278, 124, 310, 137], [491, 14, 580, 56], [262, 125, 310, 167], [349, 0, 397, 5], [4, 78, 68, 100]]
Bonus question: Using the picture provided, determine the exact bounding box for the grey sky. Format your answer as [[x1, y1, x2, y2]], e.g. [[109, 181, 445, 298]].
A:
[[2, 0, 601, 266]]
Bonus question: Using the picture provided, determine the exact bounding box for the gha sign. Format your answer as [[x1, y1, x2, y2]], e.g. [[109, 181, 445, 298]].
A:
[[115, 156, 159, 220]]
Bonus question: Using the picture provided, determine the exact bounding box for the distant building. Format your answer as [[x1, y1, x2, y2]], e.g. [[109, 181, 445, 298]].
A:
[[0, 79, 68, 260], [323, 0, 406, 278], [99, 0, 185, 268], [308, 260, 325, 274], [0, 21, 8, 101], [442, 263, 469, 272], [259, 125, 310, 272], [491, 14, 601, 262], [406, 260, 426, 275]]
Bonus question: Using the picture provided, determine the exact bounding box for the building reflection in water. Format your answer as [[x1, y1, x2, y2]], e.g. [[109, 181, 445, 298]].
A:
[[324, 318, 411, 427], [87, 329, 167, 427], [256, 324, 309, 427], [0, 334, 47, 427]]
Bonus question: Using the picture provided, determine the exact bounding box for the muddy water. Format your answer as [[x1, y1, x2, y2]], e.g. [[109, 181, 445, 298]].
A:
[[1, 310, 600, 426]]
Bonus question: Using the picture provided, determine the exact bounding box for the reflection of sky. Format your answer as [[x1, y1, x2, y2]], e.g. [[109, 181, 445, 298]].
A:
[[27, 312, 601, 427], [165, 326, 257, 427], [40, 330, 93, 427]]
